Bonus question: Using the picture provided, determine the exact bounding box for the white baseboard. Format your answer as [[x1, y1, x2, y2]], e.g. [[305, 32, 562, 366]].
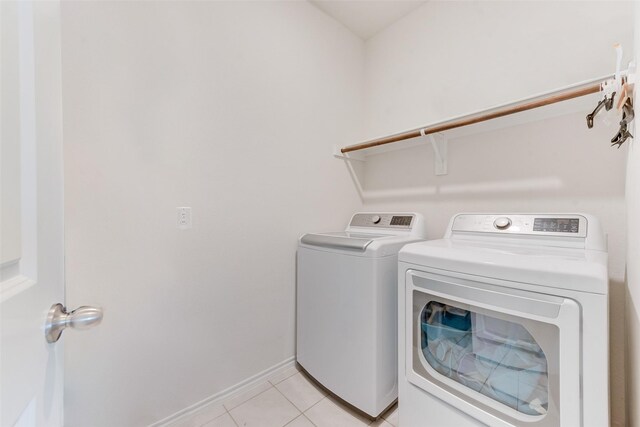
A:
[[149, 356, 297, 427]]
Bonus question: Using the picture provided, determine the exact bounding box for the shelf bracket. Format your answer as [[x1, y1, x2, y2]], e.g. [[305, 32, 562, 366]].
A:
[[424, 132, 447, 175], [333, 145, 366, 162]]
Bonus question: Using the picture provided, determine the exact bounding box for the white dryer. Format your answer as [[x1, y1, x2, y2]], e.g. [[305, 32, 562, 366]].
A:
[[398, 214, 609, 427], [297, 212, 426, 418]]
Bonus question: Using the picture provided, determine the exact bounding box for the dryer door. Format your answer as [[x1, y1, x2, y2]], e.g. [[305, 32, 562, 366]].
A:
[[405, 269, 581, 427]]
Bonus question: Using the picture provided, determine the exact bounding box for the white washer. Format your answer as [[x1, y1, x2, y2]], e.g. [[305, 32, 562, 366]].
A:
[[297, 212, 426, 418], [398, 214, 609, 427]]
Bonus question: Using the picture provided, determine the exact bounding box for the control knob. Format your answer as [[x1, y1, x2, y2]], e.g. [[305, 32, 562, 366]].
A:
[[493, 217, 512, 230], [372, 215, 381, 224]]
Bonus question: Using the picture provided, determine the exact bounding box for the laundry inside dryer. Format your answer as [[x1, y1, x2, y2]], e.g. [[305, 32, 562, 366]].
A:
[[420, 301, 549, 416]]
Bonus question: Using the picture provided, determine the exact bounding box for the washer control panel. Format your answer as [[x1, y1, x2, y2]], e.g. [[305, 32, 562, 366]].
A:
[[452, 214, 587, 237], [350, 213, 414, 229]]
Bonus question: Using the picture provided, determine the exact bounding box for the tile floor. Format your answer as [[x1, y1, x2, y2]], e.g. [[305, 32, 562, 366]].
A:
[[172, 365, 398, 427]]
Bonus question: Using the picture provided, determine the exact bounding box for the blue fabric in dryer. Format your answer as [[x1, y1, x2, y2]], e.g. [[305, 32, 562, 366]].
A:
[[420, 302, 549, 416]]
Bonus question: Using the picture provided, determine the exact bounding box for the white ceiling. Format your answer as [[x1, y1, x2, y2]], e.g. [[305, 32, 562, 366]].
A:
[[309, 1, 428, 40]]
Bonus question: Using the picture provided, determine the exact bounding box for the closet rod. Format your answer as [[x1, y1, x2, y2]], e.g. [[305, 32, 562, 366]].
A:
[[341, 75, 615, 154]]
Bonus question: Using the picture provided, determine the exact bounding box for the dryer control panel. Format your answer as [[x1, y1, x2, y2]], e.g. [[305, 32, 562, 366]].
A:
[[350, 213, 415, 229], [451, 214, 588, 238]]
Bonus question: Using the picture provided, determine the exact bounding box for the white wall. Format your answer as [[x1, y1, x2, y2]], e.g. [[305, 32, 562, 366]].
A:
[[626, 4, 640, 425], [60, 2, 363, 425], [360, 2, 633, 426]]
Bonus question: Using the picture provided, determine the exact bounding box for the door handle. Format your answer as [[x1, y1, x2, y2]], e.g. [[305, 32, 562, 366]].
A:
[[45, 303, 103, 343]]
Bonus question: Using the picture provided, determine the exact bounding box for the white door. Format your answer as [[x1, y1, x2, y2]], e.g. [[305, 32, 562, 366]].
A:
[[405, 269, 581, 427], [1, 2, 100, 426]]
